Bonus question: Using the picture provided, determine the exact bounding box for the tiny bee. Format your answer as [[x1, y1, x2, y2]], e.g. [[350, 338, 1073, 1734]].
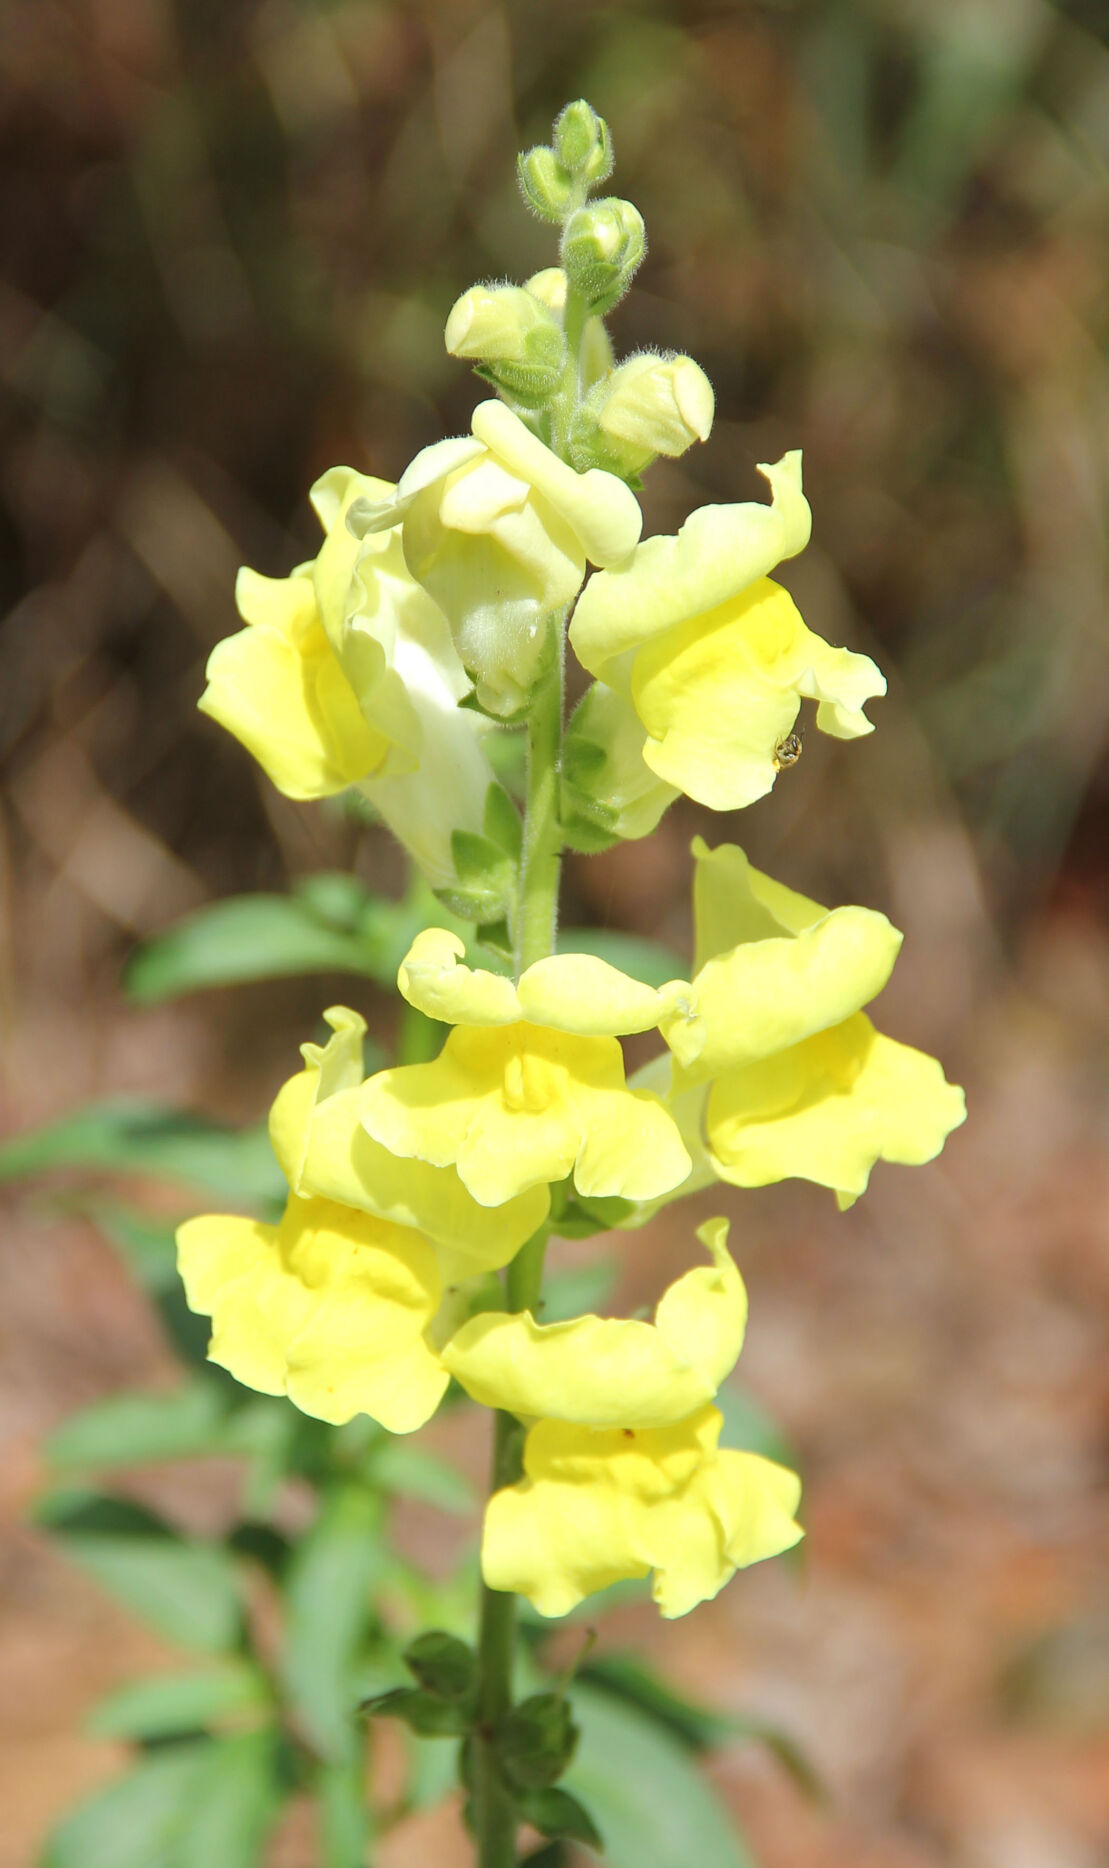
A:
[[773, 727, 804, 772]]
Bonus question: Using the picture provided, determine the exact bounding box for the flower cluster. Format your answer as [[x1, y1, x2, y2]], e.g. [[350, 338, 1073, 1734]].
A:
[[183, 102, 965, 1628]]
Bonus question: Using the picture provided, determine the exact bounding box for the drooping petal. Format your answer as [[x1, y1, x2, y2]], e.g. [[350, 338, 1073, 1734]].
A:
[[705, 1012, 967, 1200], [661, 903, 902, 1081], [176, 1196, 447, 1432], [631, 578, 885, 811], [482, 1407, 803, 1620], [359, 1023, 690, 1208], [396, 929, 686, 1038], [442, 1217, 745, 1426], [568, 454, 811, 680], [690, 836, 826, 970], [472, 399, 643, 567], [199, 569, 386, 800]]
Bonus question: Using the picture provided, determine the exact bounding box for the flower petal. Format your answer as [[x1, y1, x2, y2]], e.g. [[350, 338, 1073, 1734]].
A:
[[472, 399, 643, 567], [705, 1012, 967, 1199], [569, 453, 811, 679]]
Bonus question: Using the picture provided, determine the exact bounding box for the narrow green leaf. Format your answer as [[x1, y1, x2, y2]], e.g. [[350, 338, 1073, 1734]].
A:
[[87, 1662, 269, 1741], [0, 1103, 284, 1206], [40, 1744, 208, 1868], [281, 1483, 386, 1760], [316, 1757, 371, 1868], [362, 1685, 472, 1737], [124, 892, 392, 1003], [174, 1730, 284, 1868], [366, 1441, 475, 1515], [483, 782, 523, 860], [46, 1380, 231, 1471], [403, 1631, 478, 1701], [564, 1686, 757, 1868], [578, 1653, 734, 1751], [38, 1490, 243, 1653]]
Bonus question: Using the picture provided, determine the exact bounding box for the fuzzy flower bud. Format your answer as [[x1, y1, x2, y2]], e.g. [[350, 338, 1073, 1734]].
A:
[[518, 145, 575, 223], [444, 283, 566, 404], [593, 352, 715, 473], [561, 198, 646, 316], [552, 100, 613, 187]]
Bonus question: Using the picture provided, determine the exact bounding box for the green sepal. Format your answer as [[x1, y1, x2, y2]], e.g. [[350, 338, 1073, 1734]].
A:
[[554, 1192, 635, 1238], [471, 358, 565, 407], [497, 1692, 579, 1790], [517, 1785, 603, 1850], [361, 1686, 473, 1738], [483, 782, 524, 862], [436, 826, 517, 924], [559, 731, 621, 853], [402, 1631, 479, 1702], [477, 917, 514, 961]]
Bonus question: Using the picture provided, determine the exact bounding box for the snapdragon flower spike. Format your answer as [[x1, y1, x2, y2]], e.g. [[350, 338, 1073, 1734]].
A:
[[358, 930, 692, 1207], [268, 1005, 550, 1284], [659, 840, 966, 1206], [199, 468, 496, 889], [482, 1403, 803, 1620], [444, 1217, 746, 1427], [348, 400, 642, 716], [569, 454, 886, 810], [176, 1195, 448, 1433]]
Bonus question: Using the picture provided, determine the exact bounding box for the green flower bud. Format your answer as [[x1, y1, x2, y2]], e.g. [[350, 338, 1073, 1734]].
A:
[[518, 145, 574, 223], [561, 197, 646, 316], [445, 283, 566, 405], [578, 350, 715, 476], [553, 100, 613, 187]]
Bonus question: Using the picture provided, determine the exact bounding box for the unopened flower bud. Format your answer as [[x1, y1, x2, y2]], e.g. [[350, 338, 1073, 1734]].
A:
[[589, 352, 715, 474], [552, 100, 613, 188], [445, 284, 566, 405], [524, 268, 567, 314], [518, 146, 574, 223], [561, 198, 646, 316], [525, 270, 613, 389]]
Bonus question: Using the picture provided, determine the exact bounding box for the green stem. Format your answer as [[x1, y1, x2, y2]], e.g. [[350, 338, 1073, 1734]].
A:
[[514, 617, 565, 975], [472, 1225, 548, 1868]]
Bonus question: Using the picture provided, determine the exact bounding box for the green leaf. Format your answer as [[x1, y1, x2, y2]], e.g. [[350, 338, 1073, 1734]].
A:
[[483, 782, 523, 860], [403, 1631, 478, 1701], [537, 1257, 618, 1324], [516, 1785, 603, 1850], [125, 892, 382, 1003], [498, 1692, 578, 1790], [578, 1653, 733, 1751], [556, 928, 686, 989], [46, 1379, 231, 1471], [315, 1757, 371, 1868], [716, 1382, 800, 1472], [281, 1482, 386, 1760], [564, 1686, 757, 1868], [87, 1663, 270, 1741], [443, 829, 516, 923], [40, 1744, 208, 1868], [365, 1441, 475, 1515], [361, 1685, 472, 1737], [0, 1103, 285, 1206], [38, 1491, 243, 1653], [174, 1730, 284, 1868]]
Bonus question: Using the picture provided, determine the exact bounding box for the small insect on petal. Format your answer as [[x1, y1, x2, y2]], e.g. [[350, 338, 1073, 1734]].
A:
[[773, 729, 804, 772]]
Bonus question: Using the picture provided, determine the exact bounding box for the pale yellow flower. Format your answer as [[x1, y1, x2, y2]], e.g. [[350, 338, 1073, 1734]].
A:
[[482, 1404, 802, 1618], [268, 1005, 551, 1284], [349, 400, 643, 715], [569, 454, 885, 809], [199, 468, 496, 888], [359, 931, 691, 1207], [443, 1218, 745, 1426], [661, 840, 966, 1205], [176, 1194, 447, 1433]]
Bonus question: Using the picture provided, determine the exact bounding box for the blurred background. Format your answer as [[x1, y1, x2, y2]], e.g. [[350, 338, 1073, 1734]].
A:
[[2, 0, 1108, 1863]]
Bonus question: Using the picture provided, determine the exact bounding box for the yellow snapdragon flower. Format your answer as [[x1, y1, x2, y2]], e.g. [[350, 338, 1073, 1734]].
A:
[[655, 840, 966, 1205], [568, 454, 886, 810], [268, 1005, 550, 1284], [359, 930, 692, 1206], [176, 1194, 448, 1433], [482, 1403, 803, 1619], [444, 1218, 745, 1426], [199, 467, 496, 888], [348, 400, 643, 715]]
